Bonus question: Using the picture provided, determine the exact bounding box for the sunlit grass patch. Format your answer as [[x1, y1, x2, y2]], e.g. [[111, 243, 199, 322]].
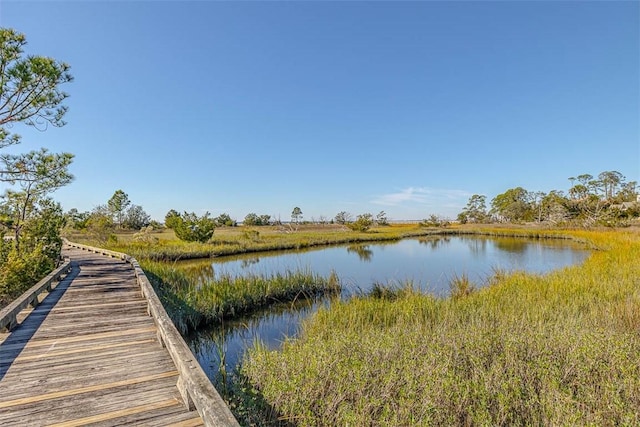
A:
[[242, 229, 640, 425]]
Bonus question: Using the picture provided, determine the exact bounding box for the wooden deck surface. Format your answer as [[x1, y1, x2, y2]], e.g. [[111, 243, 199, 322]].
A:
[[0, 246, 204, 426]]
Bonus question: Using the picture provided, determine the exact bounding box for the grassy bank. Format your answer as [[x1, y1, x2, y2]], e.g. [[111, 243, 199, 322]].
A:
[[242, 229, 640, 425], [68, 224, 449, 261], [141, 260, 340, 333]]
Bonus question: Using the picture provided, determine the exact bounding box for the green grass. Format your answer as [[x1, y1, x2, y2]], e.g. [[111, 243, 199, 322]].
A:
[[66, 223, 446, 261], [241, 229, 640, 426], [141, 260, 340, 334]]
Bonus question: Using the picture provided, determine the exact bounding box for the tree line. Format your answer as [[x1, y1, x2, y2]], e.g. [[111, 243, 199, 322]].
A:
[[457, 171, 639, 227]]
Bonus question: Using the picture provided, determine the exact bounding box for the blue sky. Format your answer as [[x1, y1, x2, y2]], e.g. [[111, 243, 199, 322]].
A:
[[1, 1, 638, 222]]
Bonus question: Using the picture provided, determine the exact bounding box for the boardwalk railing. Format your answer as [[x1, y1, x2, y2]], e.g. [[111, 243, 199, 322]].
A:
[[63, 240, 239, 427], [0, 259, 72, 332]]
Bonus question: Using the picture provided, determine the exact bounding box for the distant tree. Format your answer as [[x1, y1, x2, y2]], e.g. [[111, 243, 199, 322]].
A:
[[347, 213, 373, 232], [65, 208, 90, 230], [565, 171, 631, 226], [616, 181, 638, 203], [215, 213, 236, 227], [456, 212, 468, 224], [540, 190, 569, 224], [91, 204, 111, 217], [108, 190, 130, 228], [164, 209, 181, 229], [334, 211, 352, 225], [0, 28, 73, 150], [148, 220, 163, 230], [173, 212, 215, 243], [458, 194, 488, 224], [531, 191, 546, 223], [260, 214, 271, 225], [375, 211, 389, 226], [598, 171, 625, 200], [122, 204, 150, 230], [291, 207, 303, 224], [291, 207, 303, 231], [244, 213, 260, 226], [490, 187, 534, 223], [569, 183, 590, 200], [245, 213, 272, 226], [421, 214, 449, 228]]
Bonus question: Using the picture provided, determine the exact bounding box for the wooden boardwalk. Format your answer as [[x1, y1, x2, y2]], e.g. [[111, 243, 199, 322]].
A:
[[0, 246, 206, 426]]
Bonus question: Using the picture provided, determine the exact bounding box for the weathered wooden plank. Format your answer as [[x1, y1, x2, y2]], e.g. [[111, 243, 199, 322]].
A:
[[168, 417, 206, 427], [57, 400, 204, 427], [132, 409, 206, 427], [48, 398, 180, 427], [1, 358, 175, 392], [14, 307, 150, 326], [0, 377, 182, 424], [0, 337, 161, 371], [0, 345, 170, 382], [6, 317, 156, 340], [4, 344, 174, 372], [47, 299, 145, 312], [0, 325, 156, 348], [11, 338, 157, 362], [0, 330, 157, 356], [0, 371, 179, 409]]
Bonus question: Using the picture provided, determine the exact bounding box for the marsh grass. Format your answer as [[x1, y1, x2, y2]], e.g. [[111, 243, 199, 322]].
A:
[[69, 224, 451, 261], [449, 273, 475, 299], [242, 229, 640, 426], [142, 260, 340, 333]]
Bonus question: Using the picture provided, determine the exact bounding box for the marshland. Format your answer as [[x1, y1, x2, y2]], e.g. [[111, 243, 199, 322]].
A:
[[1, 5, 638, 425], [67, 224, 640, 425]]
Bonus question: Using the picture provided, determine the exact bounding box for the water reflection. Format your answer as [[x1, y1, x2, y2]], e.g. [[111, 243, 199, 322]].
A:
[[240, 257, 260, 269], [187, 297, 327, 378], [346, 244, 373, 262], [174, 236, 589, 295], [492, 237, 529, 253], [179, 236, 590, 385], [463, 236, 488, 255]]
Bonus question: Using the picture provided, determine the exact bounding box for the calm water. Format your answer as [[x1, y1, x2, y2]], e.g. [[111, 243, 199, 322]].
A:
[[184, 236, 589, 379]]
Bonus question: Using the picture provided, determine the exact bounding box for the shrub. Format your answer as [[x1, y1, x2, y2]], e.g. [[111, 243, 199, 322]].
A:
[[173, 212, 216, 243], [347, 213, 373, 232], [0, 245, 54, 307]]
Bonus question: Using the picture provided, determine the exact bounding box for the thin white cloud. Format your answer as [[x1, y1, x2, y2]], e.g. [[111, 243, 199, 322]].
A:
[[371, 187, 472, 207]]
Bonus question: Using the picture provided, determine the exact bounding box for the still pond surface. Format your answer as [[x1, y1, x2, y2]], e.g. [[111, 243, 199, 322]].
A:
[[183, 236, 589, 380]]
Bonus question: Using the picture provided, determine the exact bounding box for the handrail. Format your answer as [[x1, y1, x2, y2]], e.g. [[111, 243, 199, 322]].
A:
[[0, 259, 72, 333], [63, 240, 239, 427]]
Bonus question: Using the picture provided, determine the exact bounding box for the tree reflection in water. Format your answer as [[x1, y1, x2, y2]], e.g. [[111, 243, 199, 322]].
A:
[[346, 244, 373, 262]]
